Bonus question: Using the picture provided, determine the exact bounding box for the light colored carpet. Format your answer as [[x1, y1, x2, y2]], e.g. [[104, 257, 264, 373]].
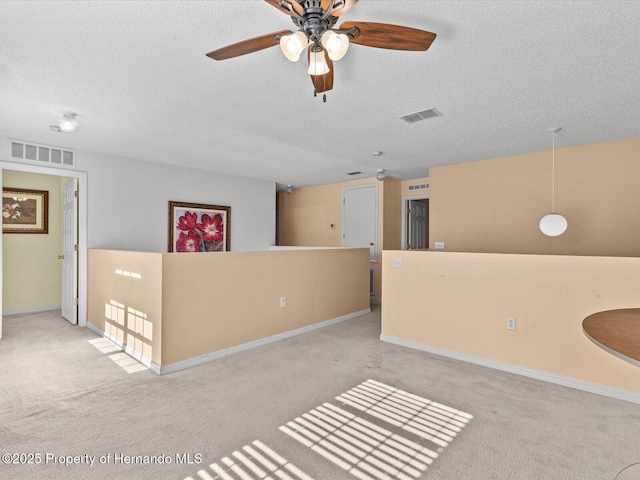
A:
[[0, 307, 639, 480]]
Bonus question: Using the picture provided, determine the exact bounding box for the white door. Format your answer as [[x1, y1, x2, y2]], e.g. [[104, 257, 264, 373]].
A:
[[343, 184, 378, 262], [408, 200, 427, 249], [62, 178, 78, 324]]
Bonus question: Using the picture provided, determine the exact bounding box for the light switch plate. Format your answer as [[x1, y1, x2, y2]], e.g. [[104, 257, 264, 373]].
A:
[[435, 242, 445, 249], [392, 258, 402, 269]]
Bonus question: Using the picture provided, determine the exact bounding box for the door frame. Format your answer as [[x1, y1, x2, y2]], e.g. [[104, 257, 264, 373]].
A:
[[402, 193, 429, 250], [0, 161, 88, 339]]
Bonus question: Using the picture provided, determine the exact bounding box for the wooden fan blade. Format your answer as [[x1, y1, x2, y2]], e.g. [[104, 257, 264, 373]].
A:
[[206, 30, 292, 60], [340, 21, 436, 51], [308, 48, 334, 93], [322, 0, 358, 16], [265, 0, 304, 15]]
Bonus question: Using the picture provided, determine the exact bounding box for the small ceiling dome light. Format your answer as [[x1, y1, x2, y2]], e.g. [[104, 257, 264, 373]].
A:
[[307, 47, 330, 75], [539, 127, 567, 236], [376, 169, 386, 181], [286, 185, 293, 194], [321, 30, 349, 61], [280, 31, 308, 62], [58, 111, 79, 133]]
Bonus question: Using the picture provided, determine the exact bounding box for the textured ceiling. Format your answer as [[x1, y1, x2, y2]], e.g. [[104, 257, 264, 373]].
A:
[[1, 1, 639, 189]]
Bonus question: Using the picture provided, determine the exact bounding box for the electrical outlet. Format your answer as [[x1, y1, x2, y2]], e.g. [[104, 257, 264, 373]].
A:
[[392, 258, 402, 269], [280, 297, 286, 308], [435, 242, 445, 249], [506, 317, 516, 331]]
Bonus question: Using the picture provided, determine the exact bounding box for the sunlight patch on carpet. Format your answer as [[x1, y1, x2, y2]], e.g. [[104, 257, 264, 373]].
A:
[[335, 379, 472, 446], [281, 402, 438, 480], [88, 337, 120, 354], [183, 440, 314, 480], [280, 380, 473, 480], [88, 338, 147, 374]]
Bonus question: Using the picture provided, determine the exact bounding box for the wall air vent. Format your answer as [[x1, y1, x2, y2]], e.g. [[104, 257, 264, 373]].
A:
[[408, 183, 429, 191], [346, 171, 362, 176], [400, 108, 442, 124], [9, 139, 76, 169]]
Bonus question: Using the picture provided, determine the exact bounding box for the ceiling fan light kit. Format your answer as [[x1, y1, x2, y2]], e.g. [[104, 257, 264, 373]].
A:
[[206, 0, 437, 98]]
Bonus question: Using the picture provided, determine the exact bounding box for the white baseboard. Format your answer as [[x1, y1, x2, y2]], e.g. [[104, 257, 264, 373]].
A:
[[86, 322, 155, 373], [3, 305, 61, 316], [380, 334, 640, 405], [159, 308, 371, 375]]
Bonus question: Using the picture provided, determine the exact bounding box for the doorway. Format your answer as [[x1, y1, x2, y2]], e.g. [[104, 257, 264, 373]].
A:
[[402, 195, 429, 250], [0, 162, 87, 339], [342, 184, 378, 262]]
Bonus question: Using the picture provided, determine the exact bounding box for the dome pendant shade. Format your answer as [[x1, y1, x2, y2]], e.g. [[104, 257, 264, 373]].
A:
[[279, 31, 308, 62], [539, 213, 568, 237]]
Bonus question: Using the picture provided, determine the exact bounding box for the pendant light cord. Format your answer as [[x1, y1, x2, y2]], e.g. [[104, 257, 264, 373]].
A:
[[551, 129, 555, 213]]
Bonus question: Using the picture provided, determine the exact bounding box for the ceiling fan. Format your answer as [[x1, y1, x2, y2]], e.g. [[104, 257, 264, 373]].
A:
[[206, 0, 437, 100]]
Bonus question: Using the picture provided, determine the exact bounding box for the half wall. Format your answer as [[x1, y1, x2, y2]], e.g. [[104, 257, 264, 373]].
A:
[[381, 250, 640, 403], [88, 248, 370, 373]]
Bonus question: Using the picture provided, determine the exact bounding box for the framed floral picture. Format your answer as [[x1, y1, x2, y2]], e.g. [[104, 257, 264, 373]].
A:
[[2, 187, 48, 234], [168, 201, 231, 252]]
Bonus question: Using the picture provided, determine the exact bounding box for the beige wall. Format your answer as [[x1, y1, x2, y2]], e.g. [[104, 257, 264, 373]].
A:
[[2, 171, 67, 312], [161, 248, 369, 365], [381, 251, 640, 396], [278, 176, 401, 298], [87, 249, 163, 365], [429, 136, 640, 256], [87, 248, 369, 369]]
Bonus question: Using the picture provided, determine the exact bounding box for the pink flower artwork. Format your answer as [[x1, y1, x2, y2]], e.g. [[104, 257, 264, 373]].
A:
[[170, 203, 229, 253]]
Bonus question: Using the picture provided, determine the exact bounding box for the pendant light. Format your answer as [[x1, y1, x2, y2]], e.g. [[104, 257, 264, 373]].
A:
[[539, 127, 568, 236]]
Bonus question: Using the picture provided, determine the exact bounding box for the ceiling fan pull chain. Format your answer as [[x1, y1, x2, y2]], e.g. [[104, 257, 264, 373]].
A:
[[313, 88, 317, 97]]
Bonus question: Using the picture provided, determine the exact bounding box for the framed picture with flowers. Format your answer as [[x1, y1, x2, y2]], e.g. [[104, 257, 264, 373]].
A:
[[168, 201, 231, 253], [2, 187, 48, 234]]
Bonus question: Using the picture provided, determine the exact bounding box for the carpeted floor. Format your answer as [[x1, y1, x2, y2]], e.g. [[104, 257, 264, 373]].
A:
[[0, 306, 639, 480]]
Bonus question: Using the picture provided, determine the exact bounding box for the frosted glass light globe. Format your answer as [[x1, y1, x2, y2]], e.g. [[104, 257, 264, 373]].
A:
[[539, 213, 568, 237]]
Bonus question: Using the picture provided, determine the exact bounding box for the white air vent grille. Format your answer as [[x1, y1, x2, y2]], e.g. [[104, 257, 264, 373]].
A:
[[9, 139, 75, 169], [400, 108, 442, 124], [408, 183, 429, 191]]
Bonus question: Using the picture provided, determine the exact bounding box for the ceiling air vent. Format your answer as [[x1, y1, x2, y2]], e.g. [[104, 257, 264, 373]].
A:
[[346, 171, 362, 176], [9, 139, 76, 169], [400, 108, 442, 124]]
